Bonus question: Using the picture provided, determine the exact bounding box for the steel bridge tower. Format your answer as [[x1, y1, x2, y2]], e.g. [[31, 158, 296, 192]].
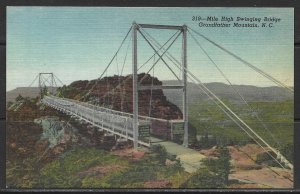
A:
[[38, 73, 54, 98], [132, 22, 188, 149]]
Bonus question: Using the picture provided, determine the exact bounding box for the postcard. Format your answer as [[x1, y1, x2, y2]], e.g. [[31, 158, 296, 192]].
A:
[[6, 7, 294, 189]]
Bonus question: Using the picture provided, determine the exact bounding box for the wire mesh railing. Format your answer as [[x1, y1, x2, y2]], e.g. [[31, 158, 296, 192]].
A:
[[42, 95, 183, 146]]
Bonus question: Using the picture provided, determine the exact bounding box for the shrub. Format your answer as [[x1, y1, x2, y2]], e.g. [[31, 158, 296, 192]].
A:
[[181, 168, 224, 188], [182, 146, 231, 188]]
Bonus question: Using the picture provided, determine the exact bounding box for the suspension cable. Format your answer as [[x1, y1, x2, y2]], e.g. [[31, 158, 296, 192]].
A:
[[80, 26, 132, 101], [144, 31, 292, 169], [97, 29, 182, 103], [148, 56, 155, 117], [138, 30, 182, 84], [137, 28, 181, 83], [53, 74, 65, 86], [181, 59, 292, 169], [111, 53, 119, 108], [188, 30, 281, 148], [52, 77, 58, 88], [138, 27, 182, 68], [97, 26, 132, 82], [138, 30, 180, 71], [120, 35, 131, 112], [121, 34, 132, 76], [28, 74, 39, 87], [142, 29, 290, 166], [191, 76, 287, 169], [188, 26, 294, 94], [188, 73, 288, 169]]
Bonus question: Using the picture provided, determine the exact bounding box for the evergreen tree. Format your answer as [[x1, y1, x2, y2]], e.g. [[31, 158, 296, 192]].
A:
[[15, 94, 23, 102], [202, 146, 231, 185], [217, 146, 231, 185]]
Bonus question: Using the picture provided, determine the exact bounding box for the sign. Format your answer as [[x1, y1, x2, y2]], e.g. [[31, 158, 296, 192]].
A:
[[138, 124, 150, 137], [172, 122, 184, 135]]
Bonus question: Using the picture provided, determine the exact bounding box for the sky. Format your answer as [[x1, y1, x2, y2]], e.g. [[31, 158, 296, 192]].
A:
[[7, 7, 294, 91]]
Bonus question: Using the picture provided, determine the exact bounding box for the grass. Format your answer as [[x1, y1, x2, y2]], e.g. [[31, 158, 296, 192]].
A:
[[39, 147, 128, 188], [189, 99, 293, 162], [6, 95, 293, 188], [36, 145, 186, 188], [6, 96, 188, 189]]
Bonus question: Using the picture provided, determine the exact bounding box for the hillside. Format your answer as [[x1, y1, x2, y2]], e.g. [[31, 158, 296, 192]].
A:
[[7, 81, 292, 107], [6, 76, 294, 189], [6, 87, 57, 104], [55, 73, 183, 120], [162, 81, 293, 110]]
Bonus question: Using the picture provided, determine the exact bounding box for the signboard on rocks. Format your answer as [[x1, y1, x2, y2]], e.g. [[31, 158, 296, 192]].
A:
[[172, 122, 184, 135], [138, 124, 150, 137]]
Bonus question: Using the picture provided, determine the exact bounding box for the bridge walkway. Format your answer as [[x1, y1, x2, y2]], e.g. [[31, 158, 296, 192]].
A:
[[151, 137, 206, 173]]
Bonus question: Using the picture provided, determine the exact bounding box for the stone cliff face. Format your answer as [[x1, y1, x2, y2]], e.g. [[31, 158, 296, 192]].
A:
[[68, 73, 182, 120]]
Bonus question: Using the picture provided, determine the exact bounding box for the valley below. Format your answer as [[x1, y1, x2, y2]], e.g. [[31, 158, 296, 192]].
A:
[[6, 77, 294, 189]]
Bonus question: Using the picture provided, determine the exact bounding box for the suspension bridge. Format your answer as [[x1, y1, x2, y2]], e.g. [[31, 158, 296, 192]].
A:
[[29, 22, 293, 172]]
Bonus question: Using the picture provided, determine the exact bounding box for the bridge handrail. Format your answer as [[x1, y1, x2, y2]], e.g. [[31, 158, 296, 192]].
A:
[[45, 95, 172, 123], [43, 96, 133, 121], [42, 98, 135, 134], [42, 95, 175, 147]]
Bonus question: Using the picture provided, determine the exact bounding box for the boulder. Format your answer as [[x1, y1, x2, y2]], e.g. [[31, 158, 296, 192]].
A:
[[65, 73, 183, 139], [165, 159, 177, 166], [35, 139, 50, 152], [52, 145, 65, 155], [144, 180, 171, 188], [68, 73, 182, 121], [255, 150, 276, 164]]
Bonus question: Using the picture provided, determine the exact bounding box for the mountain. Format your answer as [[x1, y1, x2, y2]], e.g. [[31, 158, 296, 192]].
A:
[[59, 73, 183, 120], [6, 87, 57, 104], [162, 80, 293, 110], [6, 81, 293, 108]]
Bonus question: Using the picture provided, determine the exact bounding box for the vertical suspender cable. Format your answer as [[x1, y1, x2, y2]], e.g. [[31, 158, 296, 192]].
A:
[[142, 28, 293, 170], [188, 30, 281, 148], [188, 27, 294, 94]]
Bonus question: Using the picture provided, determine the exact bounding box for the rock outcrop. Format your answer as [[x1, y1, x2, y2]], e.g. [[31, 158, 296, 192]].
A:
[[66, 73, 183, 120]]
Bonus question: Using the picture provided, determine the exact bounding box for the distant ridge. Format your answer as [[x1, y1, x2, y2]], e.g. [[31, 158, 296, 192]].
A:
[[6, 87, 57, 103], [6, 81, 293, 106], [162, 80, 293, 109]]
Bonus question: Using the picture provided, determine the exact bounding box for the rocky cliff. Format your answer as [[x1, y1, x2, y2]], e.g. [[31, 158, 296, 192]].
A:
[[60, 73, 183, 120]]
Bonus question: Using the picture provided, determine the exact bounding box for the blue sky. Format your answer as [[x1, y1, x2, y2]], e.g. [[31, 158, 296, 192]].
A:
[[7, 7, 294, 91]]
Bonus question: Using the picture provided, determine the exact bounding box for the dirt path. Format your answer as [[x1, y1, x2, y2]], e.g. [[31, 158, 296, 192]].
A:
[[151, 137, 206, 173], [229, 167, 293, 188]]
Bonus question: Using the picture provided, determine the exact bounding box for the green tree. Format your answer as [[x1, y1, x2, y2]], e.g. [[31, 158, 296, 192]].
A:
[[218, 146, 231, 184], [280, 143, 293, 165], [149, 144, 168, 165], [15, 94, 23, 102], [40, 86, 48, 98], [204, 146, 231, 185], [182, 146, 231, 188], [181, 168, 224, 188], [7, 101, 13, 107]]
